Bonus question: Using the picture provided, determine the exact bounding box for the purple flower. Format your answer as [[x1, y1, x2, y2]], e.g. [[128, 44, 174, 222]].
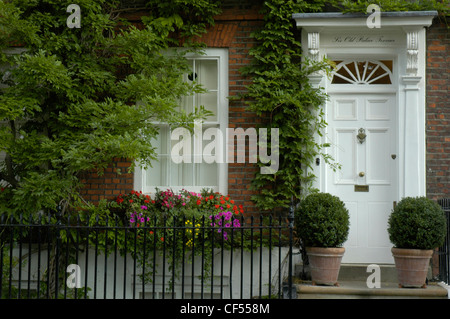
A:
[[141, 205, 148, 210]]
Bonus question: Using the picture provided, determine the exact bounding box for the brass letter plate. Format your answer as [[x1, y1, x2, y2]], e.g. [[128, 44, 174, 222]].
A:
[[354, 185, 369, 192]]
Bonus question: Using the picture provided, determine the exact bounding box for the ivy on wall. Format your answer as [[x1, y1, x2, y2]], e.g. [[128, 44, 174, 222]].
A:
[[240, 0, 336, 211]]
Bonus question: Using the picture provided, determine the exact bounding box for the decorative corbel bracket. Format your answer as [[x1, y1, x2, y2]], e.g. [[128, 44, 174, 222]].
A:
[[404, 29, 419, 75], [308, 32, 320, 62]]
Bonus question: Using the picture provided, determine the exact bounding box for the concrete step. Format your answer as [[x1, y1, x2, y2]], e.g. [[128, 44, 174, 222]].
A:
[[294, 263, 449, 299], [338, 263, 398, 282], [296, 280, 449, 299]]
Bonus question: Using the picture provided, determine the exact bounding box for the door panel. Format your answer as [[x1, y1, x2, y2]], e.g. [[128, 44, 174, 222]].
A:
[[366, 128, 390, 184], [335, 129, 357, 184], [327, 93, 397, 264]]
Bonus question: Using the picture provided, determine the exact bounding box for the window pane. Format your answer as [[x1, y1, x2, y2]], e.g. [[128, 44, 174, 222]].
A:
[[197, 91, 218, 122], [197, 60, 218, 90], [145, 126, 169, 187], [197, 162, 218, 186]]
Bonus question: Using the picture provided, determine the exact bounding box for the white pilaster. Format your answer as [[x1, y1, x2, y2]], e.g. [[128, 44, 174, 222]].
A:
[[402, 75, 422, 197]]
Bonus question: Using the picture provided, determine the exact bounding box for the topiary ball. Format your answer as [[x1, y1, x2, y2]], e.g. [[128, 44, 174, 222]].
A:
[[388, 197, 447, 250], [295, 193, 350, 247]]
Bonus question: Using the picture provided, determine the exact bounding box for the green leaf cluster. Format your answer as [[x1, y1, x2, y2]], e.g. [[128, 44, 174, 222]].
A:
[[327, 0, 449, 16], [388, 197, 447, 249], [0, 0, 220, 217]]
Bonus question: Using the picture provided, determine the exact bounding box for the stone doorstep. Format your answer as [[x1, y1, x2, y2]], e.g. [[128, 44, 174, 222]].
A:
[[295, 263, 449, 299], [338, 263, 398, 282], [296, 280, 449, 299]]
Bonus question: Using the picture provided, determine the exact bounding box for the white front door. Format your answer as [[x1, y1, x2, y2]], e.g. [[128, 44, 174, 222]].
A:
[[326, 93, 397, 264]]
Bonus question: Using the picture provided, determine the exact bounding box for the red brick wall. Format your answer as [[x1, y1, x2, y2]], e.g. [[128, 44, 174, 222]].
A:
[[426, 17, 449, 201], [79, 158, 133, 203]]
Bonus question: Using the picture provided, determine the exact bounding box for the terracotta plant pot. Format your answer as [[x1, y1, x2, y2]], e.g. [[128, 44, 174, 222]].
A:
[[391, 247, 433, 288], [306, 247, 345, 286]]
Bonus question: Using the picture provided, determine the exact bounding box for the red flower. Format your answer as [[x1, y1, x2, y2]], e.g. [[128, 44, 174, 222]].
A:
[[215, 204, 220, 209], [209, 195, 214, 200], [196, 200, 201, 205], [129, 199, 133, 203]]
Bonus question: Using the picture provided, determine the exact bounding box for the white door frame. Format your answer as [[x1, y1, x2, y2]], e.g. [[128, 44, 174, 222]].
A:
[[294, 11, 436, 200]]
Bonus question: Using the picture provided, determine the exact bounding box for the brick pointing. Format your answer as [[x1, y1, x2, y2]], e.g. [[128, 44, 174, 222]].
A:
[[426, 18, 449, 200], [79, 158, 133, 203]]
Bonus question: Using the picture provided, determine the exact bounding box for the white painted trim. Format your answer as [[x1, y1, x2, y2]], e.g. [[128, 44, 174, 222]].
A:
[[293, 11, 436, 29]]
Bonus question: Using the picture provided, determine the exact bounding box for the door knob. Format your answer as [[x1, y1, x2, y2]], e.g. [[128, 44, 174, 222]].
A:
[[359, 172, 365, 177]]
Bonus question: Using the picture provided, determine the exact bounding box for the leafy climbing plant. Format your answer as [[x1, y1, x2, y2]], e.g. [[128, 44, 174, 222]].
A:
[[241, 0, 337, 211]]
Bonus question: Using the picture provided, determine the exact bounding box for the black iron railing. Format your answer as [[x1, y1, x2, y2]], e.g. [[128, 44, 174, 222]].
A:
[[438, 198, 450, 285], [0, 210, 295, 299]]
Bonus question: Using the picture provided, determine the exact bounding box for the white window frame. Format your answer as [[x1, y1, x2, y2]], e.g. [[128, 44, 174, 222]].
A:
[[134, 48, 229, 195]]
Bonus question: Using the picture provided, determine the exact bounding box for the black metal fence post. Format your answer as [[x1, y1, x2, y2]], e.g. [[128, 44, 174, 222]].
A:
[[438, 199, 450, 284], [283, 200, 296, 299]]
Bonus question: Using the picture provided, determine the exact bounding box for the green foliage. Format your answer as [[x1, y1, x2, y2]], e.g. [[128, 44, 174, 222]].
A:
[[327, 0, 449, 16], [241, 0, 337, 211], [388, 197, 447, 249], [0, 0, 220, 217], [295, 193, 350, 247]]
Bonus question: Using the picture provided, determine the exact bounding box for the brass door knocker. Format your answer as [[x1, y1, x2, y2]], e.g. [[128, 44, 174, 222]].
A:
[[357, 128, 367, 144]]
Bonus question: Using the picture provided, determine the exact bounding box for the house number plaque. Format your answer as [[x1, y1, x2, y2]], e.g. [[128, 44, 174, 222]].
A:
[[354, 185, 369, 192]]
